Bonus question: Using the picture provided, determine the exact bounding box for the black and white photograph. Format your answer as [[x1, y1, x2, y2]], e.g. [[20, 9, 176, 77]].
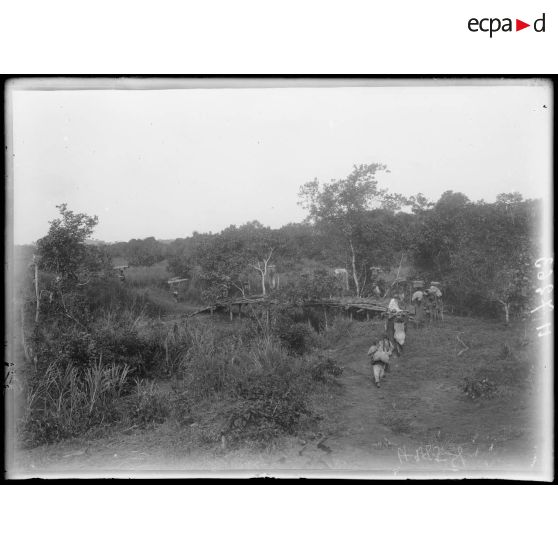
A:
[[4, 77, 553, 480]]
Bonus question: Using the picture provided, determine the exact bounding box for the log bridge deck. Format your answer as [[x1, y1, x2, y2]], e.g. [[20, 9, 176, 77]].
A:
[[188, 295, 409, 320]]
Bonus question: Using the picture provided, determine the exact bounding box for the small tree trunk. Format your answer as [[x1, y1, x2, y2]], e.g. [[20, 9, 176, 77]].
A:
[[349, 239, 360, 297], [394, 252, 404, 282], [21, 305, 30, 362], [260, 270, 266, 296], [503, 302, 510, 324], [33, 256, 40, 323]]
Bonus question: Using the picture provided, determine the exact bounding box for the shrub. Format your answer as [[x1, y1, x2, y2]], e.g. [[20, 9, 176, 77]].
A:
[[93, 326, 155, 378], [224, 368, 312, 445], [274, 315, 313, 355], [147, 321, 192, 378], [180, 322, 238, 399], [127, 380, 170, 426], [380, 413, 413, 435], [313, 316, 354, 348], [36, 326, 96, 370], [305, 355, 343, 384], [166, 332, 321, 448], [219, 337, 322, 445], [125, 262, 171, 288], [168, 392, 193, 426], [461, 377, 497, 400], [20, 305, 340, 449]]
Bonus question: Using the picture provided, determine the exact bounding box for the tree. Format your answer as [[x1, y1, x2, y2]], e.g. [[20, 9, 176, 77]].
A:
[[189, 231, 246, 301], [126, 237, 167, 266], [495, 192, 525, 226], [36, 204, 100, 280], [411, 191, 471, 277], [276, 222, 323, 264], [279, 269, 338, 304], [28, 204, 112, 333], [250, 248, 274, 296], [452, 237, 533, 323], [450, 200, 537, 322], [496, 192, 524, 206], [238, 222, 284, 296], [407, 192, 435, 214], [298, 164, 404, 296], [170, 222, 285, 302], [411, 194, 540, 321]]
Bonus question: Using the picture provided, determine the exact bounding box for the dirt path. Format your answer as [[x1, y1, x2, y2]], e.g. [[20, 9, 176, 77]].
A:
[[310, 318, 540, 476]]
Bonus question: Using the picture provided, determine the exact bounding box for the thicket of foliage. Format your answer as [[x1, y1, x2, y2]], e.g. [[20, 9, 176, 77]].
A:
[[26, 172, 539, 323], [159, 179, 540, 321], [298, 163, 407, 297], [412, 191, 540, 320], [105, 236, 168, 267], [17, 206, 347, 447], [20, 303, 346, 446]]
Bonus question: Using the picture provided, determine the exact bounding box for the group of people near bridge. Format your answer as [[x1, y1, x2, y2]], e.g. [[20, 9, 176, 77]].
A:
[[367, 282, 443, 388]]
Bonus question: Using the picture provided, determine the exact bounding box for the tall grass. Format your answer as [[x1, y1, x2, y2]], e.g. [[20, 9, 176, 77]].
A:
[[125, 261, 171, 288], [22, 360, 130, 445], [20, 270, 346, 448], [311, 315, 355, 348]]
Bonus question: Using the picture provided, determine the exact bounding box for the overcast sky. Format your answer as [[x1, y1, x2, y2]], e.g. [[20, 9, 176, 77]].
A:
[[9, 80, 552, 245]]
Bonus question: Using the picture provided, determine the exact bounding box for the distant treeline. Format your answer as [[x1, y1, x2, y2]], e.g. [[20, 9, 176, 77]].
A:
[[94, 189, 540, 319], [16, 166, 541, 322]]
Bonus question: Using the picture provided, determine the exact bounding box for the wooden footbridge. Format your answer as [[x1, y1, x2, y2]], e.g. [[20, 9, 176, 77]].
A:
[[188, 295, 393, 320]]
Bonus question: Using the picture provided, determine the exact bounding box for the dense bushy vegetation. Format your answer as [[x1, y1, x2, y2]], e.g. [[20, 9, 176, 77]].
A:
[[91, 169, 540, 321], [105, 236, 169, 267], [411, 191, 539, 320], [16, 204, 349, 447], [19, 305, 347, 447]]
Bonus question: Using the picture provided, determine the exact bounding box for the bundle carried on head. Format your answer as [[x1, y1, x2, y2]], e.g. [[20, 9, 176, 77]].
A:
[[368, 338, 393, 364], [373, 350, 391, 364], [394, 321, 406, 346], [412, 290, 424, 302], [428, 285, 442, 297], [388, 298, 401, 312]]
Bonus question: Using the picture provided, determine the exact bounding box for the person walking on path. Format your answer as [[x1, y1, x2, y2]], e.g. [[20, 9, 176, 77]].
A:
[[412, 289, 425, 327]]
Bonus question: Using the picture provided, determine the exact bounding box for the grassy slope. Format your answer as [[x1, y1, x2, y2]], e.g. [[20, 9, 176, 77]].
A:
[[314, 315, 542, 475], [10, 312, 544, 477]]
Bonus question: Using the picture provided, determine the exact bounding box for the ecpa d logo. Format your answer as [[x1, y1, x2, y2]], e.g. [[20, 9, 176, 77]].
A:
[[468, 13, 546, 37]]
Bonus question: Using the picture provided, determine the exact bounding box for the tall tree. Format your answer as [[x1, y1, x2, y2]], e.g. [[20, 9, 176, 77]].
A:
[[33, 204, 111, 329], [173, 222, 285, 301], [238, 222, 284, 296], [36, 204, 100, 280], [411, 190, 470, 277], [298, 164, 403, 296]]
